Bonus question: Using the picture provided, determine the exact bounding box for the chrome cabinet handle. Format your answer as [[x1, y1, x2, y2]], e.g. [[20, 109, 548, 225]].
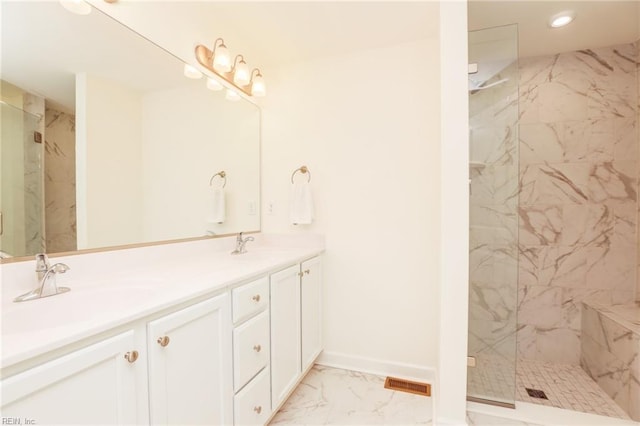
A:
[[157, 336, 170, 347], [124, 351, 139, 363], [254, 406, 262, 414], [253, 344, 262, 352], [252, 294, 261, 302]]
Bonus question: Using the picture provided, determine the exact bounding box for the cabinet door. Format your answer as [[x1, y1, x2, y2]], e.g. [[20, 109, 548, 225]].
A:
[[269, 264, 301, 410], [1, 331, 139, 425], [147, 294, 232, 425], [301, 256, 322, 371]]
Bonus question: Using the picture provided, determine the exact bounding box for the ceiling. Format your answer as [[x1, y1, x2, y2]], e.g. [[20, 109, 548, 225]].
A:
[[469, 0, 640, 58], [2, 1, 638, 111], [87, 1, 441, 72]]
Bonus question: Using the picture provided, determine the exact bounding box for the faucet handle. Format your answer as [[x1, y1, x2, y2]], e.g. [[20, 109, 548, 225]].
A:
[[51, 263, 70, 274], [35, 253, 50, 271]]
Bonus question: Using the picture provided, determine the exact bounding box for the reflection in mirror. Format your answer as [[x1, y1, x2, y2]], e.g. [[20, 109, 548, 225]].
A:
[[0, 1, 260, 260]]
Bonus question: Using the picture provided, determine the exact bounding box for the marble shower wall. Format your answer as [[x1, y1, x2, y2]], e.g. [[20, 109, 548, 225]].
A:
[[637, 39, 640, 302], [44, 105, 77, 253], [22, 93, 45, 255], [517, 43, 639, 365]]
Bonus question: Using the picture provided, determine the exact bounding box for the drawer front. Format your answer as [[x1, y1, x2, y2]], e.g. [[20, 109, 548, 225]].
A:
[[234, 367, 271, 426], [233, 310, 270, 392], [233, 277, 269, 324]]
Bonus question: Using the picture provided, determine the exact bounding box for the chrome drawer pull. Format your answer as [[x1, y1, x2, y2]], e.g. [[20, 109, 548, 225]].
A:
[[124, 351, 139, 363], [253, 344, 262, 352], [254, 406, 262, 414], [252, 294, 261, 302]]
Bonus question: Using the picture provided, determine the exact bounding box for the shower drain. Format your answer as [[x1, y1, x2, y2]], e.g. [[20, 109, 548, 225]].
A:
[[525, 387, 549, 400]]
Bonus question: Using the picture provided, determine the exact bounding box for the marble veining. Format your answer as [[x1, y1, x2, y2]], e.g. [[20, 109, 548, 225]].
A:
[[44, 105, 76, 253], [581, 302, 640, 420], [270, 365, 432, 425], [515, 42, 639, 365]]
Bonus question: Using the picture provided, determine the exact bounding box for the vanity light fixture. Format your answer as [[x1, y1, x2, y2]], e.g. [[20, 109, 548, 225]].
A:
[[211, 38, 232, 73], [194, 39, 266, 98], [250, 69, 266, 97], [232, 55, 250, 86], [549, 11, 576, 28], [183, 64, 203, 79], [59, 0, 92, 15]]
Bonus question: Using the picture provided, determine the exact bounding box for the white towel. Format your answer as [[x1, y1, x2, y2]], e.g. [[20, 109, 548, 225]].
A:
[[290, 182, 314, 225], [207, 188, 226, 224]]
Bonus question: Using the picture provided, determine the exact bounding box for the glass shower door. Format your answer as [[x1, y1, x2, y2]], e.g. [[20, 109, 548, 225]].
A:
[[467, 24, 519, 407], [0, 101, 44, 257]]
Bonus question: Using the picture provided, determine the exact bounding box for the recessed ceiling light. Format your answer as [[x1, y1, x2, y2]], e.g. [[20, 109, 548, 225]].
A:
[[549, 11, 576, 28]]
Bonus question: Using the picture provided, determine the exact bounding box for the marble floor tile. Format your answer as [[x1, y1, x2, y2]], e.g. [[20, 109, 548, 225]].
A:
[[269, 365, 432, 425], [270, 363, 630, 425]]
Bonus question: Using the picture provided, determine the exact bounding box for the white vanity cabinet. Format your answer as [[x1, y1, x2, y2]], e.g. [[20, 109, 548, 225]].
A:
[[0, 330, 141, 425], [231, 276, 272, 425], [270, 256, 323, 411], [0, 246, 324, 426], [147, 294, 233, 425]]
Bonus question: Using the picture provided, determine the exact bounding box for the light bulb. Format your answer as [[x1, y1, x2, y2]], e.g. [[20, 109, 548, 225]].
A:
[[233, 59, 250, 86], [225, 89, 241, 102], [60, 0, 92, 15], [213, 44, 231, 73], [251, 74, 266, 97], [206, 77, 223, 91], [183, 64, 203, 79]]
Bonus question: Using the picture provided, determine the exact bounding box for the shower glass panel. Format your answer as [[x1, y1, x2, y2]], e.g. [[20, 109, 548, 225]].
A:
[[0, 102, 44, 258], [467, 24, 519, 407]]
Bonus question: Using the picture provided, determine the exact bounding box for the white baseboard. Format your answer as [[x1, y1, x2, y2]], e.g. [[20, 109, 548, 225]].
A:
[[316, 350, 436, 384]]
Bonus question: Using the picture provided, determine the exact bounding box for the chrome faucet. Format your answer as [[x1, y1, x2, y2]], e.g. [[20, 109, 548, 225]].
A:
[[231, 232, 254, 255], [14, 253, 71, 302]]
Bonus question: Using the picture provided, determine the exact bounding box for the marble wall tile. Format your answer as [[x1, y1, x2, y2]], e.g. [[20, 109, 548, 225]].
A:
[[520, 163, 591, 206], [469, 280, 517, 322], [514, 42, 639, 365], [519, 122, 564, 164], [44, 105, 76, 253], [637, 39, 640, 303], [22, 93, 45, 255]]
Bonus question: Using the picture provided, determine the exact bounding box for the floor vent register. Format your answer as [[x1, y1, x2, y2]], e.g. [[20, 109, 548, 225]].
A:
[[384, 377, 431, 397]]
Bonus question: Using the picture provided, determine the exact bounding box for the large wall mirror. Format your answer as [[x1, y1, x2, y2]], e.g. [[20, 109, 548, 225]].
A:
[[1, 1, 261, 261]]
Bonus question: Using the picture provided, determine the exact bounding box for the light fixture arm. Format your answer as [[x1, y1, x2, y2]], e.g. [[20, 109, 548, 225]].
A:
[[232, 54, 246, 71], [211, 37, 225, 60], [250, 68, 262, 80]]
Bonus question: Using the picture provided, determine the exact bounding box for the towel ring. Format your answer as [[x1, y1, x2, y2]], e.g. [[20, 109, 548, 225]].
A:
[[209, 170, 227, 188], [291, 165, 311, 184]]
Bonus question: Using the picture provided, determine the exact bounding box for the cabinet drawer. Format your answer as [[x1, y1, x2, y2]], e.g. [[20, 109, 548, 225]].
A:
[[234, 367, 271, 426], [233, 277, 269, 324], [233, 310, 270, 392]]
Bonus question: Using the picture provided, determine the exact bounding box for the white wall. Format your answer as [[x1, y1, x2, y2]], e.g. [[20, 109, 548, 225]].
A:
[[76, 73, 144, 249], [140, 84, 261, 240], [261, 38, 441, 369], [79, 2, 472, 423]]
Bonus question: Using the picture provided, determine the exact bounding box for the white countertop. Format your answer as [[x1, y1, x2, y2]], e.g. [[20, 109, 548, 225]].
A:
[[0, 234, 324, 369]]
